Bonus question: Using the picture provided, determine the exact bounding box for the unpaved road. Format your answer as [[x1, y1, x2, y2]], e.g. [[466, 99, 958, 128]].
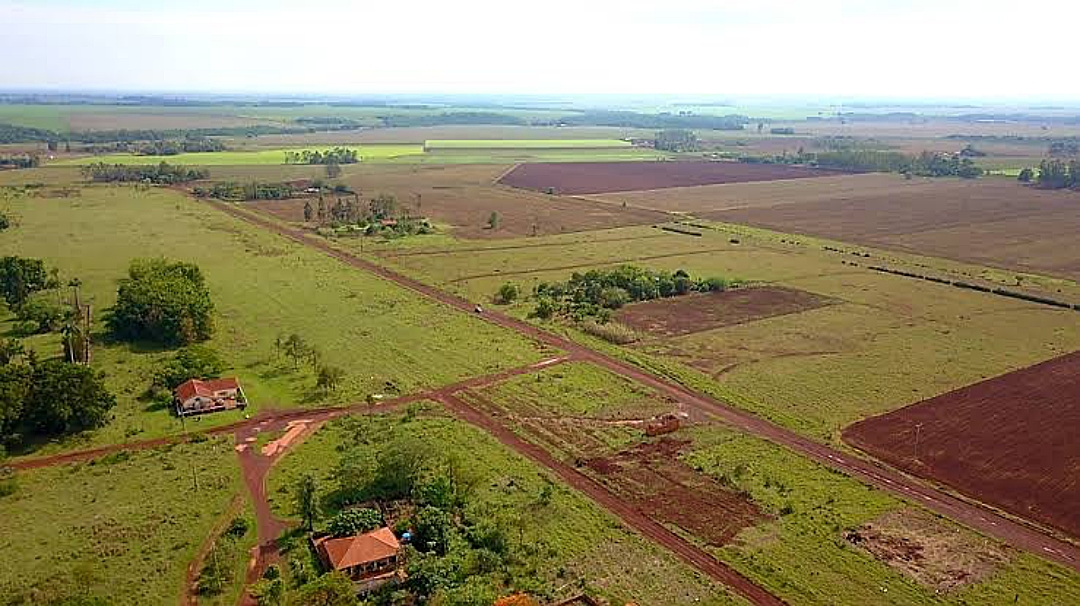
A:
[[212, 201, 1080, 573], [437, 392, 783, 605]]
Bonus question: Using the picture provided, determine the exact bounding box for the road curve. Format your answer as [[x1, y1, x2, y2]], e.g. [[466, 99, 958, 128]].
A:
[[210, 201, 1080, 572]]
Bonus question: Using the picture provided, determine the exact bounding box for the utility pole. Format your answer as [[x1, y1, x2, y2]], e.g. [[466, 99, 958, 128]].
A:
[[191, 460, 200, 492], [914, 422, 924, 463]]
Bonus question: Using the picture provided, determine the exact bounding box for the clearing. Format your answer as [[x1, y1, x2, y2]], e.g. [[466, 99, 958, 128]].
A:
[[498, 161, 846, 194], [843, 350, 1080, 539], [615, 286, 837, 337]]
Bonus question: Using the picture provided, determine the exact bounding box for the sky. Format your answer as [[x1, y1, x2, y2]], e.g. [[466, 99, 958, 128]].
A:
[[2, 0, 1079, 100]]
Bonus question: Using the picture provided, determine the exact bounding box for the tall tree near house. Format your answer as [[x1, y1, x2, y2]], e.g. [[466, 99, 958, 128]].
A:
[[325, 161, 342, 179], [295, 473, 318, 531], [487, 211, 500, 230], [303, 200, 313, 222], [283, 333, 309, 369], [317, 195, 326, 224], [316, 365, 345, 392]]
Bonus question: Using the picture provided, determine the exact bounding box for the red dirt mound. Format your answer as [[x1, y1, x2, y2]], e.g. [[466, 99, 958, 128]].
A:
[[616, 286, 836, 338], [498, 161, 845, 194], [585, 438, 766, 545], [843, 350, 1080, 540]]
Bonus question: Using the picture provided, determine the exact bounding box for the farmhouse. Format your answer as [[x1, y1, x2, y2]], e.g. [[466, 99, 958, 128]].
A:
[[173, 377, 246, 416], [313, 527, 403, 584]]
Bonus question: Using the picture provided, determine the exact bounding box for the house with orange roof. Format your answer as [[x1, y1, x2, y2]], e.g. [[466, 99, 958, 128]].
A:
[[312, 527, 403, 583], [173, 377, 246, 416]]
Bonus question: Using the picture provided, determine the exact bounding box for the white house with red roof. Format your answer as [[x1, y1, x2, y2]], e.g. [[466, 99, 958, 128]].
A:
[[174, 377, 246, 416]]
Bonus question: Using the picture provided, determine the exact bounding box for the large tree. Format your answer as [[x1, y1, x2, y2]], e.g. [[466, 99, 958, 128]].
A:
[[0, 256, 50, 307], [108, 259, 214, 346]]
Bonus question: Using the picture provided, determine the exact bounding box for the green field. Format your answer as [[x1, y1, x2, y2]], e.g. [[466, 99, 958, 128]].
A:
[[265, 408, 747, 605], [424, 139, 631, 149], [0, 437, 245, 605], [0, 186, 546, 457], [54, 144, 424, 166]]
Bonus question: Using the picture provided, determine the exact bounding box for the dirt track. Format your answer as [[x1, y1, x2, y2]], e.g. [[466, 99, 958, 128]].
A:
[[436, 393, 783, 606], [209, 200, 1080, 575]]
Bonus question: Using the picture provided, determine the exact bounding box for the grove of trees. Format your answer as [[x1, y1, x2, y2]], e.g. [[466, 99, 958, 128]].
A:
[[81, 162, 209, 184], [108, 259, 215, 346], [654, 129, 698, 152], [284, 147, 359, 165], [1034, 158, 1080, 189]]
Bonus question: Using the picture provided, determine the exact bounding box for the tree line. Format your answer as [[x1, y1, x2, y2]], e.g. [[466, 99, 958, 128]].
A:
[[194, 181, 295, 201], [283, 147, 359, 165], [654, 129, 699, 152], [1021, 159, 1080, 189], [80, 162, 209, 184], [0, 154, 40, 169], [0, 123, 314, 145], [133, 137, 226, 156], [771, 149, 985, 178]]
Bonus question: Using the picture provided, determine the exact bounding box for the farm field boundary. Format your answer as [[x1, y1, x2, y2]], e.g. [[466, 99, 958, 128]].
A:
[[218, 198, 1080, 572]]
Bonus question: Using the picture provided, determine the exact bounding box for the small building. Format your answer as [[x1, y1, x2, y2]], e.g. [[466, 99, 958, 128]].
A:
[[174, 378, 246, 417], [313, 527, 403, 584]]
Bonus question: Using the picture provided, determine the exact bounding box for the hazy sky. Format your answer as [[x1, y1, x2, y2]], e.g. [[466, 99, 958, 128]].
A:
[[2, 0, 1078, 100]]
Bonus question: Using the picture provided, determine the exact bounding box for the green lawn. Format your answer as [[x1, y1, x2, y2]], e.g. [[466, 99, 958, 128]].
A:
[[424, 139, 631, 149], [53, 145, 425, 166], [266, 408, 748, 605], [0, 437, 243, 605], [0, 186, 547, 457]]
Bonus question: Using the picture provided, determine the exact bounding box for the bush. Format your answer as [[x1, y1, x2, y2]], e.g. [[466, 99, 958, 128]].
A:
[[493, 282, 519, 305], [154, 345, 226, 390], [578, 320, 639, 345], [14, 295, 65, 334], [0, 256, 50, 307], [108, 258, 214, 346], [225, 516, 250, 539], [327, 507, 384, 537]]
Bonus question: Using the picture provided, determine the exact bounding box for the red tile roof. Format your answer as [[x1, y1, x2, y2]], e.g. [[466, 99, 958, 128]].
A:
[[174, 377, 240, 402], [315, 527, 400, 571]]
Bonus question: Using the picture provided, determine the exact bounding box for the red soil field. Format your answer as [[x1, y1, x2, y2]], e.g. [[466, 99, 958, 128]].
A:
[[498, 161, 846, 194], [616, 286, 835, 337], [843, 350, 1080, 539], [585, 438, 766, 545]]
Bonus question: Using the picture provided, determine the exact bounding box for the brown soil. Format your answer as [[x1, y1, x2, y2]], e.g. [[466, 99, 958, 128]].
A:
[[584, 439, 765, 546], [616, 286, 836, 338], [844, 508, 1011, 592], [698, 177, 1080, 281], [844, 350, 1080, 540], [211, 200, 1080, 572], [250, 164, 668, 239], [498, 161, 846, 195]]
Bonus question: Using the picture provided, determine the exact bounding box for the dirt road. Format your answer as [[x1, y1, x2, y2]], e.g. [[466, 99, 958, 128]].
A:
[[212, 201, 1080, 573], [437, 392, 783, 606]]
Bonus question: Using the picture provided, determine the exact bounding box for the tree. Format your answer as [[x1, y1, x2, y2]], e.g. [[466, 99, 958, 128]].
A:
[[316, 365, 345, 392], [154, 345, 226, 390], [21, 359, 116, 437], [494, 282, 519, 305], [1018, 167, 1034, 183], [108, 259, 214, 346], [303, 200, 314, 222], [283, 333, 310, 370], [249, 577, 285, 606], [325, 161, 342, 179], [413, 506, 453, 555], [295, 473, 318, 531], [487, 211, 500, 230], [0, 256, 50, 307], [0, 363, 30, 444], [327, 507, 383, 537], [369, 194, 398, 221], [292, 572, 357, 606]]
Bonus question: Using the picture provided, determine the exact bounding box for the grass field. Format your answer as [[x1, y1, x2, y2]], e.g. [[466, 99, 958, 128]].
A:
[[424, 139, 631, 149], [266, 408, 748, 605], [0, 437, 244, 605], [54, 144, 424, 166], [349, 221, 1080, 443], [0, 185, 546, 457]]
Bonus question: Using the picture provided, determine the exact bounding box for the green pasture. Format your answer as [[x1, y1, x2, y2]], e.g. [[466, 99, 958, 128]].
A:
[[424, 139, 631, 149], [0, 437, 244, 605], [266, 409, 747, 605], [0, 185, 546, 457]]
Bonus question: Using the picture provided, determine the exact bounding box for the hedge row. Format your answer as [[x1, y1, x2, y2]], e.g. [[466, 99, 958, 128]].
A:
[[868, 266, 1078, 310]]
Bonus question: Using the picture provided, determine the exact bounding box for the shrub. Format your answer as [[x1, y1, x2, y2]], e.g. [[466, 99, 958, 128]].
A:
[[579, 320, 639, 344], [493, 282, 519, 305], [153, 345, 226, 390], [327, 507, 384, 537]]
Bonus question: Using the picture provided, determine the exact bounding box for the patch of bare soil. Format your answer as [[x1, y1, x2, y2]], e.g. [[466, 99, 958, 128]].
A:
[[844, 508, 1011, 592], [616, 286, 836, 338], [585, 438, 766, 546]]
